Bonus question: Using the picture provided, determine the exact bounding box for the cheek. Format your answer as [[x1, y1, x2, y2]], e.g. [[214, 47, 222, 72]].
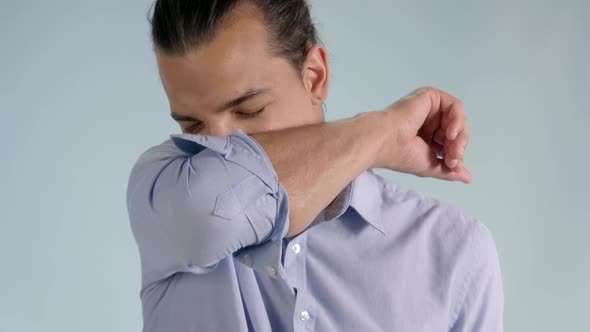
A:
[[272, 86, 318, 127], [271, 98, 315, 128]]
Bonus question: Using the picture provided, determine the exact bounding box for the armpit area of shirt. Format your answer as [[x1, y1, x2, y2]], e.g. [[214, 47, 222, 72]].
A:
[[317, 180, 354, 223], [299, 180, 354, 234]]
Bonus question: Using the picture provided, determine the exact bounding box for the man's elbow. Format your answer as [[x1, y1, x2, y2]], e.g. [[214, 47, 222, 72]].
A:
[[126, 152, 263, 272]]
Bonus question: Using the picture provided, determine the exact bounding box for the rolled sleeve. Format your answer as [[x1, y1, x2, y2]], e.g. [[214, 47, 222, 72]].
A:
[[126, 128, 290, 285], [232, 181, 291, 281]]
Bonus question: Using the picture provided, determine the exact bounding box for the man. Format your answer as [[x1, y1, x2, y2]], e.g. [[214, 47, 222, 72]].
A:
[[126, 0, 504, 331]]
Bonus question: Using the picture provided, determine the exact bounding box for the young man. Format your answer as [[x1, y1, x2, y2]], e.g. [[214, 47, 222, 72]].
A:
[[126, 1, 504, 331]]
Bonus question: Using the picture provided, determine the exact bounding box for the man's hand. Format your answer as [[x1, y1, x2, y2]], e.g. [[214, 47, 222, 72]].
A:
[[373, 86, 472, 183]]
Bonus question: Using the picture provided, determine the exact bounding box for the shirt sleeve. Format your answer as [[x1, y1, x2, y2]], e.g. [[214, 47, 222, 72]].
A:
[[449, 221, 505, 332], [126, 128, 291, 286]]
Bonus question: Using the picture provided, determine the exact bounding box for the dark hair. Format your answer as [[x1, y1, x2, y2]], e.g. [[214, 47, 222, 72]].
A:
[[148, 0, 320, 73]]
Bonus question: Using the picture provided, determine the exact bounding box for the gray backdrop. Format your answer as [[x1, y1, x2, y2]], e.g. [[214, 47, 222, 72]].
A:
[[1, 0, 588, 331]]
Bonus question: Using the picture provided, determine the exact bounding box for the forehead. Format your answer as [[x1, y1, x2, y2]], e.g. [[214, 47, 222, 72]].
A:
[[156, 4, 283, 110]]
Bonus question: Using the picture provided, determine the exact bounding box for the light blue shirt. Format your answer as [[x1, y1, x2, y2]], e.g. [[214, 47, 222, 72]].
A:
[[126, 129, 504, 332]]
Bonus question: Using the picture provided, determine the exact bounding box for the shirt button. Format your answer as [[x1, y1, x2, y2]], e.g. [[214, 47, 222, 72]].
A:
[[264, 265, 277, 277], [291, 243, 301, 254], [243, 254, 253, 267], [299, 310, 310, 321]]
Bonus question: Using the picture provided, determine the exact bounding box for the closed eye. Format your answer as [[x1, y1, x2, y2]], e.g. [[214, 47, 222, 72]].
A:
[[183, 108, 265, 133], [236, 107, 265, 118], [184, 122, 204, 133]]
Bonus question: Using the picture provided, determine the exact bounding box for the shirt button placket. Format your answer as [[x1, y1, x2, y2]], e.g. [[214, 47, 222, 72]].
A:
[[288, 235, 315, 331]]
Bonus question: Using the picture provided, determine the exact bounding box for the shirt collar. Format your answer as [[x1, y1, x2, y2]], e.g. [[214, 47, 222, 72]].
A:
[[320, 169, 386, 235]]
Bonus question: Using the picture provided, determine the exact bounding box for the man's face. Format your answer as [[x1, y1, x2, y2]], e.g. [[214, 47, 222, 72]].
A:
[[156, 3, 327, 136]]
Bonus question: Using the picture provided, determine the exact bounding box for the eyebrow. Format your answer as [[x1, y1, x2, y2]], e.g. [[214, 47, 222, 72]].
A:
[[170, 87, 271, 122]]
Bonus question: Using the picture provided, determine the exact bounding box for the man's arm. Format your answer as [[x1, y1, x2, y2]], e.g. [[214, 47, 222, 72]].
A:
[[251, 111, 384, 237], [252, 86, 476, 238], [126, 111, 386, 284]]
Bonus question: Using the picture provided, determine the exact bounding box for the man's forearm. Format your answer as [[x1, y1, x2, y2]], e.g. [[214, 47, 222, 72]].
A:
[[251, 111, 386, 238]]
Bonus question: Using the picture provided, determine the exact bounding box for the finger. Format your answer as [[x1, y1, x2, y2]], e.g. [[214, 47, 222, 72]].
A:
[[446, 157, 459, 170], [458, 123, 469, 151], [445, 101, 466, 141], [433, 141, 445, 160], [422, 157, 471, 183], [454, 159, 473, 184], [444, 129, 468, 166], [442, 158, 472, 183], [412, 139, 472, 183], [416, 87, 465, 144], [433, 128, 446, 145], [397, 87, 460, 133], [419, 111, 442, 142]]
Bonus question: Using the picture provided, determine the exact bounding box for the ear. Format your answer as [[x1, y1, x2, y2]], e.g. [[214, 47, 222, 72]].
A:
[[302, 45, 330, 107]]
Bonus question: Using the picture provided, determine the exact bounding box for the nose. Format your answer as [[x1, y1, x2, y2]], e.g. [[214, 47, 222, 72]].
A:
[[204, 120, 237, 137]]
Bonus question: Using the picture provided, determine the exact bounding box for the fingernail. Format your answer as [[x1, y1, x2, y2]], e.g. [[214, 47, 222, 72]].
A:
[[449, 159, 458, 168]]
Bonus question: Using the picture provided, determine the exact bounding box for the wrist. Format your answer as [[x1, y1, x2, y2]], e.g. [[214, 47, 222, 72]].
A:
[[352, 111, 390, 169]]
